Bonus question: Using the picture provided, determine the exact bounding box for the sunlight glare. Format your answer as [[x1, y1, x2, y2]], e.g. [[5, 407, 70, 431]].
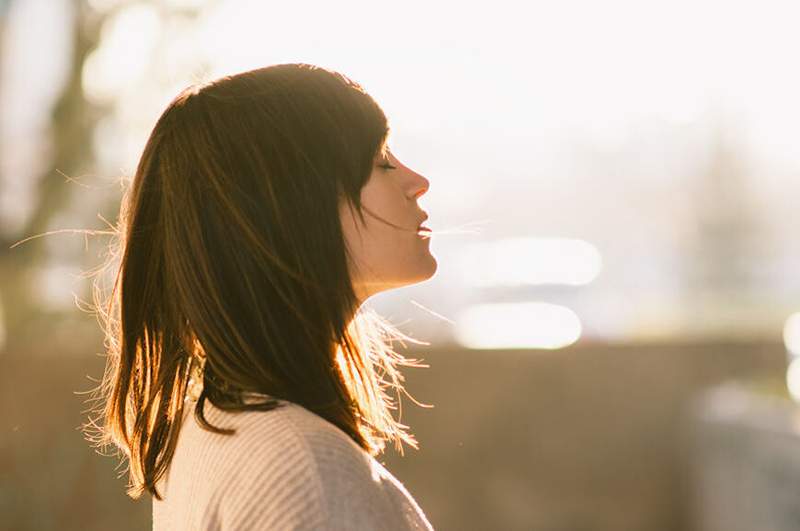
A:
[[454, 302, 582, 350], [784, 312, 800, 356], [787, 357, 800, 403], [82, 3, 161, 104]]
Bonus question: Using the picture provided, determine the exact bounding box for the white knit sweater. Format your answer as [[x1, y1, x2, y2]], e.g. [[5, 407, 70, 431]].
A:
[[152, 396, 434, 530]]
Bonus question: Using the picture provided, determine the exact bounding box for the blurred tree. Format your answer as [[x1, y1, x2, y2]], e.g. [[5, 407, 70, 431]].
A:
[[1, 2, 207, 529], [0, 0, 104, 352], [0, 0, 208, 352]]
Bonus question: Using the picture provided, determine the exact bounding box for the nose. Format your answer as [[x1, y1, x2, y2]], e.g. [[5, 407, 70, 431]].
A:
[[408, 170, 430, 200]]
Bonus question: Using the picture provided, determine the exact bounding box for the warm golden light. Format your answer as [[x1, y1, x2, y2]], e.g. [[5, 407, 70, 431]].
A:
[[787, 357, 800, 403], [454, 302, 582, 350], [81, 4, 161, 105], [783, 312, 800, 356]]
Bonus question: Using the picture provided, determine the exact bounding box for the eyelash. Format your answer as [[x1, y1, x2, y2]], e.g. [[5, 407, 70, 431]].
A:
[[378, 162, 397, 170]]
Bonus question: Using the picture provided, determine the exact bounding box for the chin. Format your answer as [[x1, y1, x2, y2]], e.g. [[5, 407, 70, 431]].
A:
[[423, 252, 438, 279], [363, 254, 438, 298], [411, 253, 438, 284]]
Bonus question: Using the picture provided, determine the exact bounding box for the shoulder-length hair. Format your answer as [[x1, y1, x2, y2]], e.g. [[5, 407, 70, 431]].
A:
[[84, 63, 427, 500]]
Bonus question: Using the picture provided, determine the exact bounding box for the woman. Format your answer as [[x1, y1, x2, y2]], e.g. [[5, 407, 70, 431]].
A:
[[86, 63, 437, 530]]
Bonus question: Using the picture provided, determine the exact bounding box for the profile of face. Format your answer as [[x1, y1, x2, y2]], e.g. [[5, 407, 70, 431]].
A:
[[340, 146, 437, 302]]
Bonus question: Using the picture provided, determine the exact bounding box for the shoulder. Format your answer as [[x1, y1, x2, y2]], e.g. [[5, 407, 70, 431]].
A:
[[156, 398, 329, 529], [158, 398, 430, 530], [214, 399, 388, 505], [268, 403, 432, 530]]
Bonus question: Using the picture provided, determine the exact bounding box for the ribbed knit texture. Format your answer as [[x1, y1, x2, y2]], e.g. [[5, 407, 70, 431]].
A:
[[152, 397, 434, 530]]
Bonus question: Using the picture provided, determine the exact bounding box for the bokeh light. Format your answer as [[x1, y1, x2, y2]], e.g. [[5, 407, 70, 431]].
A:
[[787, 357, 800, 403], [454, 302, 582, 350], [783, 312, 800, 357]]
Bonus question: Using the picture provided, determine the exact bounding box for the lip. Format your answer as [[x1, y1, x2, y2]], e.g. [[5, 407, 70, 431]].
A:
[[416, 213, 429, 229]]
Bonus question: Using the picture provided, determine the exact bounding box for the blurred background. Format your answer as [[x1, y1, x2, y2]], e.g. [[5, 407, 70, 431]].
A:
[[1, 0, 799, 529]]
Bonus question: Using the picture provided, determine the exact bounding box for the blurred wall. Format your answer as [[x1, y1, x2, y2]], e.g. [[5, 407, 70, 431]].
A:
[[0, 334, 784, 531], [382, 341, 785, 531]]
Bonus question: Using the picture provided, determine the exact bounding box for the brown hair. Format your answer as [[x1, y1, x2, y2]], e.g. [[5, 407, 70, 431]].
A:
[[84, 63, 427, 500]]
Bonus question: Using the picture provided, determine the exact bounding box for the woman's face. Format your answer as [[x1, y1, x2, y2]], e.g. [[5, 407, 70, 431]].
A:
[[340, 146, 437, 302]]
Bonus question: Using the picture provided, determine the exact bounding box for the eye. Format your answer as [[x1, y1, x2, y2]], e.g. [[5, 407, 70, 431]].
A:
[[378, 161, 397, 170]]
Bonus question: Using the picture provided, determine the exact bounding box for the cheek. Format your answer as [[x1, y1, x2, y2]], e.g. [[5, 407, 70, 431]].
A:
[[341, 181, 426, 283], [360, 175, 403, 218], [339, 203, 391, 270]]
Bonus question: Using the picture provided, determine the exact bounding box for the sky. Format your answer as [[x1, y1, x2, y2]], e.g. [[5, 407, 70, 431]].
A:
[[2, 0, 800, 347]]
